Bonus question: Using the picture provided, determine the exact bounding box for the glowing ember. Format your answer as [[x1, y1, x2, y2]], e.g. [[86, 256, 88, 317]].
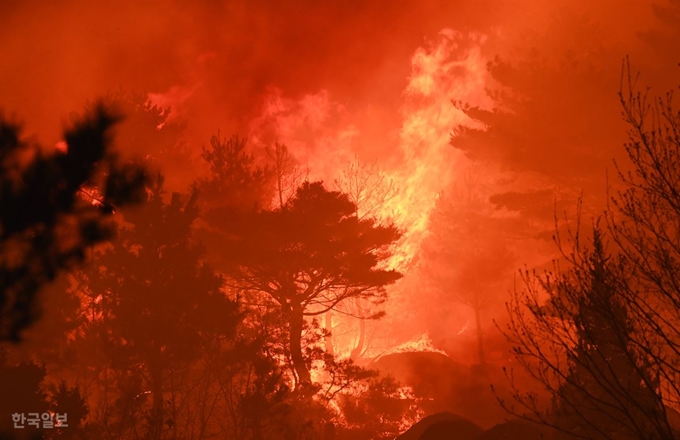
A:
[[55, 140, 68, 153]]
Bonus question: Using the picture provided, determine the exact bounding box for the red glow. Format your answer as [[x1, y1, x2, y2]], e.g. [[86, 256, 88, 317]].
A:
[[2, 1, 679, 438]]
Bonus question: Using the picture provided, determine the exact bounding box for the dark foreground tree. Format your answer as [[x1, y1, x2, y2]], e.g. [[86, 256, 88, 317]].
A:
[[496, 62, 680, 440], [0, 350, 88, 440], [193, 133, 275, 271], [77, 176, 240, 439], [0, 104, 147, 341], [214, 181, 402, 387], [500, 224, 674, 439], [608, 60, 680, 416]]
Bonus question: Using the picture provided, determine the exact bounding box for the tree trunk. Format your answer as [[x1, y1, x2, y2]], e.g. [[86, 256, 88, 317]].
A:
[[289, 308, 311, 386], [474, 306, 485, 365], [277, 170, 284, 209], [324, 311, 334, 356], [146, 362, 164, 440], [350, 299, 366, 360]]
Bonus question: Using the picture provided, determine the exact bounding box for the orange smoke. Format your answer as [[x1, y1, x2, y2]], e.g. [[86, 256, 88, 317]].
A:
[[247, 87, 358, 182]]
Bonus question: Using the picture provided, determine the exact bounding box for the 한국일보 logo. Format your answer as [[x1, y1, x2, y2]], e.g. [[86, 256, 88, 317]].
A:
[[12, 412, 68, 429]]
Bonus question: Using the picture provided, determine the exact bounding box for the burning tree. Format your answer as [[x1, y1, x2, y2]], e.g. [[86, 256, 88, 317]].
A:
[[215, 181, 402, 386], [333, 156, 397, 360], [420, 183, 515, 366], [450, 23, 626, 249], [0, 104, 147, 341], [334, 156, 396, 221], [266, 142, 308, 209]]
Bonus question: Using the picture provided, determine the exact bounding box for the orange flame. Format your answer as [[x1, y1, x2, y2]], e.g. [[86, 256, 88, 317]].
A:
[[375, 333, 447, 360], [382, 30, 492, 271]]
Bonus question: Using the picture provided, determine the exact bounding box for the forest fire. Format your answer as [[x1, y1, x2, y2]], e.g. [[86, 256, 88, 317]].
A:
[[2, 1, 680, 439]]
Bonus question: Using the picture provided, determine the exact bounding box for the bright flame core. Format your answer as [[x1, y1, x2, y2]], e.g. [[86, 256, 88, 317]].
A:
[[376, 333, 448, 360], [382, 30, 491, 271]]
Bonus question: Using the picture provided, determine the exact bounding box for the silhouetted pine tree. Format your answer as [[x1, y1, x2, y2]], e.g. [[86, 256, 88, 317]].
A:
[[0, 352, 48, 439], [549, 229, 667, 439], [76, 175, 240, 440], [215, 182, 402, 388], [0, 104, 147, 341], [501, 225, 674, 440]]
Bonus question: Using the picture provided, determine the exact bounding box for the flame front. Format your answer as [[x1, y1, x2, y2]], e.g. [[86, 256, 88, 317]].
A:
[[383, 30, 491, 271]]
